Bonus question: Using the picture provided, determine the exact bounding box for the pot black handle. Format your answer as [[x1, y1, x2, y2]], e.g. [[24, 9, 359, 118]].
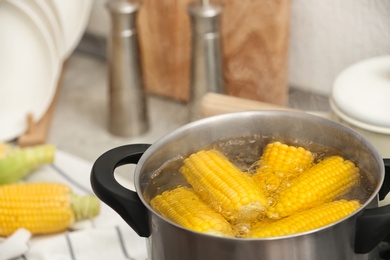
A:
[[90, 144, 151, 237], [379, 159, 390, 200], [354, 158, 390, 254]]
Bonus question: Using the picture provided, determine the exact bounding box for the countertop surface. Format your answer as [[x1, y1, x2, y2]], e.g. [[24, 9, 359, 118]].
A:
[[47, 52, 190, 163], [47, 51, 390, 160], [47, 51, 333, 163], [1, 150, 148, 260]]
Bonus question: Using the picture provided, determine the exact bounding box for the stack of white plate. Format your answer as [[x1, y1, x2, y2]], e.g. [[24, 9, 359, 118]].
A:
[[0, 0, 93, 141], [330, 55, 390, 135]]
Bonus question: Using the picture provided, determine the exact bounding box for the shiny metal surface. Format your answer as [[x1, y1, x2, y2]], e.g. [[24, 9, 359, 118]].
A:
[[135, 111, 384, 260], [188, 2, 224, 120], [106, 0, 148, 137]]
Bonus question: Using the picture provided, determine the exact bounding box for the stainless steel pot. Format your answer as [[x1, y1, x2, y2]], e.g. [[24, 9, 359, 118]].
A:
[[91, 111, 390, 260]]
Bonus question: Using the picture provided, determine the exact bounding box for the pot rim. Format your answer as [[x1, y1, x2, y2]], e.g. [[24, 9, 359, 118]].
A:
[[135, 110, 385, 240]]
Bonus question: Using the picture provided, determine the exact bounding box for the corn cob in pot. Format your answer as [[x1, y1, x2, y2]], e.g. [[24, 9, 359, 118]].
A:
[[252, 142, 314, 203], [150, 143, 363, 239], [268, 156, 360, 219], [0, 182, 100, 237], [180, 149, 269, 223], [0, 143, 55, 184], [247, 200, 361, 238], [151, 186, 234, 237]]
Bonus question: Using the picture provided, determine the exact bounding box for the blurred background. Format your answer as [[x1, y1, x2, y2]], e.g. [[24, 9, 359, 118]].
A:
[[85, 0, 390, 95], [2, 0, 390, 161]]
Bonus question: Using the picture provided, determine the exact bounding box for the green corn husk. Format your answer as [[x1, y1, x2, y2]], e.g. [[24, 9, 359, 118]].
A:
[[0, 143, 56, 184], [70, 193, 101, 222]]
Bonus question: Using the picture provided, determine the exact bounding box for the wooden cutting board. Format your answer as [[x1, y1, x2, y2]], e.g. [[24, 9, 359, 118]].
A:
[[200, 92, 294, 118], [138, 0, 290, 105]]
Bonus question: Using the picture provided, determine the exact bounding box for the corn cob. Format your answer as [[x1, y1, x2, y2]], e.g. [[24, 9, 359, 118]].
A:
[[180, 149, 269, 223], [0, 182, 100, 237], [0, 143, 56, 184], [247, 200, 361, 238], [150, 186, 234, 237], [267, 156, 360, 219], [252, 142, 314, 202]]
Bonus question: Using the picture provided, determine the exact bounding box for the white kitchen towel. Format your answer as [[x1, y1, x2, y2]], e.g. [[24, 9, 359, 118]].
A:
[[0, 150, 148, 260], [19, 225, 147, 260]]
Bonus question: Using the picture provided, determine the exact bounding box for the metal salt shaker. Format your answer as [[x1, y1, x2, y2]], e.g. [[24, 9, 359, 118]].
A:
[[188, 0, 224, 120], [106, 0, 148, 137]]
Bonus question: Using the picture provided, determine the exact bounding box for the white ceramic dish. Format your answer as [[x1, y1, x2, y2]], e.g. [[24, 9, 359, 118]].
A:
[[34, 0, 65, 58], [0, 0, 61, 141], [52, 0, 93, 58], [330, 98, 390, 135], [331, 56, 390, 134]]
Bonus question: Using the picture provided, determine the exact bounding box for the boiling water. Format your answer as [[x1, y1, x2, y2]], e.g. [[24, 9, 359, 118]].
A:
[[143, 135, 377, 206]]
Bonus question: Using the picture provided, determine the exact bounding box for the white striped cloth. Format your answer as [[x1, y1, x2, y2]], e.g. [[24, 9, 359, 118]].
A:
[[0, 150, 148, 260]]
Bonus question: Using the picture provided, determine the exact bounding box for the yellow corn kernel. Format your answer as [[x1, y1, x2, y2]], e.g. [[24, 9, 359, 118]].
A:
[[150, 186, 234, 237], [252, 142, 314, 201], [267, 156, 360, 219], [180, 149, 269, 223], [0, 183, 100, 237], [247, 200, 361, 238], [232, 217, 278, 238]]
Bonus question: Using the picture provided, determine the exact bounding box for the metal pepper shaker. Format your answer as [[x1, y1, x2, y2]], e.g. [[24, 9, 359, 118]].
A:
[[106, 0, 148, 137], [188, 0, 224, 120]]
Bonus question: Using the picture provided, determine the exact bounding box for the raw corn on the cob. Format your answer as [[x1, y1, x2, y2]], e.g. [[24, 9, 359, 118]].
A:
[[247, 200, 361, 238], [252, 142, 314, 202], [0, 182, 100, 237], [180, 149, 269, 222], [268, 156, 360, 219], [0, 143, 55, 184], [150, 186, 234, 237]]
